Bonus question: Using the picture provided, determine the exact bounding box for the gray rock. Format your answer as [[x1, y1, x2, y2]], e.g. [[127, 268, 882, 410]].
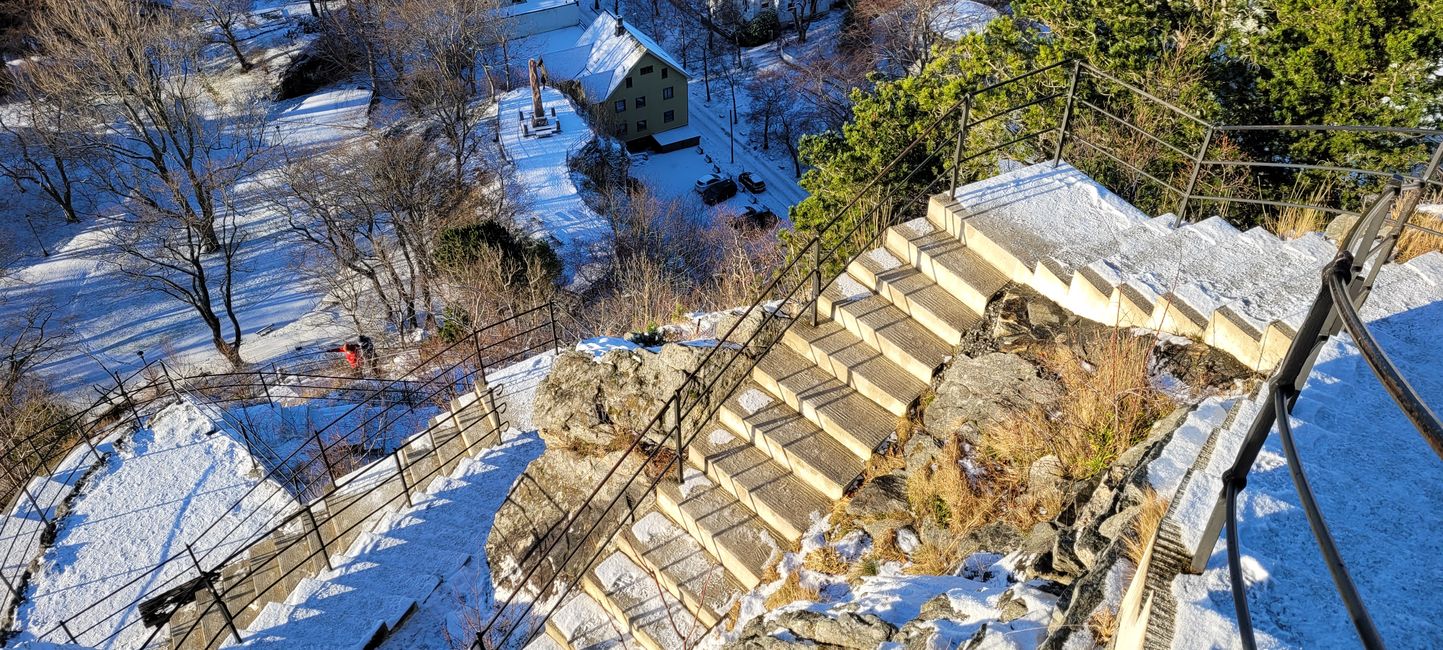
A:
[[998, 589, 1030, 623], [848, 472, 912, 542], [771, 610, 896, 649], [923, 352, 1062, 440], [1028, 455, 1065, 493], [903, 431, 946, 478], [919, 593, 960, 620]]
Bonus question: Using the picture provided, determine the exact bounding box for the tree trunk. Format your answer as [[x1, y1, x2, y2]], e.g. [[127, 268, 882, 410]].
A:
[[308, 0, 319, 17], [223, 31, 252, 71], [196, 218, 221, 254]]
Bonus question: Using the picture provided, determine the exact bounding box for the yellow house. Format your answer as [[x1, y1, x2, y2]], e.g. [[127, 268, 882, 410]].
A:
[[542, 12, 699, 152]]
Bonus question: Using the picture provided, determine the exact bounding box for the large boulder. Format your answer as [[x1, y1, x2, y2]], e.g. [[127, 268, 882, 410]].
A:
[[923, 352, 1062, 443], [846, 472, 912, 543], [533, 343, 710, 450]]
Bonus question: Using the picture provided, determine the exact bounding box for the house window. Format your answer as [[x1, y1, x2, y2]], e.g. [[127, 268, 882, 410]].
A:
[[640, 65, 654, 75], [662, 86, 674, 100], [614, 99, 626, 113], [625, 77, 633, 89], [664, 110, 675, 123], [661, 68, 669, 79], [635, 96, 647, 109], [637, 120, 648, 131]]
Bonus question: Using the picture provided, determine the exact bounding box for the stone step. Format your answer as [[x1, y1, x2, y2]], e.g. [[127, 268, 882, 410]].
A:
[[525, 629, 565, 650], [883, 217, 1008, 315], [1150, 227, 1287, 337], [930, 162, 1152, 284], [582, 551, 705, 650], [245, 582, 417, 642], [816, 280, 951, 382], [655, 470, 785, 590], [685, 422, 833, 541], [717, 383, 864, 501], [1033, 214, 1178, 307], [613, 510, 744, 629], [1204, 233, 1336, 370], [751, 346, 898, 461], [544, 591, 633, 650], [847, 246, 983, 345], [1077, 216, 1239, 327], [781, 319, 929, 415]]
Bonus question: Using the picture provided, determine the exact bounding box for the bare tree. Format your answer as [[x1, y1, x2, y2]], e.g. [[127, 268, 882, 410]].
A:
[[28, 0, 269, 366], [381, 0, 504, 187], [179, 0, 256, 71], [744, 68, 787, 151], [0, 302, 67, 404], [782, 0, 822, 43], [0, 71, 90, 224], [856, 0, 951, 73]]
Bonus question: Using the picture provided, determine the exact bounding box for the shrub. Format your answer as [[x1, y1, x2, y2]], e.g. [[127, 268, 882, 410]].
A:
[[437, 305, 473, 343], [736, 10, 780, 47], [434, 221, 562, 287]]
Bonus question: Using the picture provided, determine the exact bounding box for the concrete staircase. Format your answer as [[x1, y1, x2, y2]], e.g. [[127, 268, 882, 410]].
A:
[[163, 384, 505, 650], [538, 161, 1426, 647], [1116, 251, 1443, 647]]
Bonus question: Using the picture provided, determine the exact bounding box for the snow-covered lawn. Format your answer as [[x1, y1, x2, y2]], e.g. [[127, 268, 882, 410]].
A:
[[0, 86, 371, 402], [10, 400, 298, 649]]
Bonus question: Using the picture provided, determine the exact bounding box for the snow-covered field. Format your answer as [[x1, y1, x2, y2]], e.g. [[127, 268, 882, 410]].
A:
[[10, 400, 298, 648]]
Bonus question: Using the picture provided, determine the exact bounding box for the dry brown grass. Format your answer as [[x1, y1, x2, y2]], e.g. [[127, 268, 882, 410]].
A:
[[1394, 211, 1443, 263], [984, 330, 1171, 480], [802, 546, 849, 575], [764, 571, 820, 609], [1089, 606, 1119, 645], [1265, 180, 1335, 240], [1125, 487, 1170, 565]]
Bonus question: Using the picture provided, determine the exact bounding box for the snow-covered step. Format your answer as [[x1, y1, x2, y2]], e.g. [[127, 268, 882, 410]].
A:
[[781, 319, 929, 415], [1357, 252, 1443, 320], [883, 217, 1008, 314], [655, 470, 784, 590], [933, 162, 1152, 284], [750, 346, 897, 461], [1149, 227, 1290, 337], [544, 591, 634, 650], [1034, 214, 1178, 307], [816, 280, 951, 382], [847, 246, 983, 345], [684, 422, 832, 541], [582, 551, 706, 650], [1167, 387, 1270, 557], [614, 511, 743, 629], [244, 586, 417, 646], [717, 383, 864, 501], [1204, 233, 1336, 370], [1088, 216, 1241, 327]]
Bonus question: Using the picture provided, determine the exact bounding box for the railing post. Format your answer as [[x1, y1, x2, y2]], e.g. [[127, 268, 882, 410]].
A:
[[304, 505, 332, 571], [810, 241, 822, 327], [0, 462, 50, 526], [116, 375, 143, 432], [1052, 60, 1082, 168], [949, 94, 973, 199], [313, 428, 335, 482], [158, 359, 178, 394], [672, 383, 685, 483], [1176, 125, 1214, 226], [548, 301, 561, 354], [186, 543, 241, 645], [395, 452, 413, 508], [256, 370, 273, 406]]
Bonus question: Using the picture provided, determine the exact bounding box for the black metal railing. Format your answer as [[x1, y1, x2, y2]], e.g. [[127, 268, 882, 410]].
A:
[[472, 58, 1443, 650], [1189, 173, 1443, 649], [2, 302, 564, 647]]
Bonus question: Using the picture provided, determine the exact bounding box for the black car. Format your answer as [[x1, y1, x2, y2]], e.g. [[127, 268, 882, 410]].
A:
[[701, 178, 739, 205], [734, 205, 778, 229], [738, 171, 767, 193]]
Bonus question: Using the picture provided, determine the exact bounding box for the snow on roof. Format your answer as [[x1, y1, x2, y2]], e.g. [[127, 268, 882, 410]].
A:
[[559, 11, 689, 101]]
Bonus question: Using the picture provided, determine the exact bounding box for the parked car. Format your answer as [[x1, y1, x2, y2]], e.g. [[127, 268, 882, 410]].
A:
[[694, 173, 725, 193], [738, 171, 767, 193], [734, 205, 778, 229], [700, 178, 738, 205]]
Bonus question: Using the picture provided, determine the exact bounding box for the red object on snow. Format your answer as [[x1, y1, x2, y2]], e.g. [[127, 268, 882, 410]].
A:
[[339, 343, 361, 369]]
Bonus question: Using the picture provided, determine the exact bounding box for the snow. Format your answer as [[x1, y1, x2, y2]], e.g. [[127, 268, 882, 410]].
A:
[[11, 400, 298, 649], [575, 336, 641, 357], [834, 274, 872, 301], [1170, 285, 1443, 647], [1146, 396, 1234, 498], [679, 466, 712, 500], [931, 0, 1001, 41], [709, 428, 737, 446], [867, 248, 903, 271], [545, 12, 688, 101], [497, 87, 610, 286], [238, 431, 544, 649], [737, 387, 774, 415]]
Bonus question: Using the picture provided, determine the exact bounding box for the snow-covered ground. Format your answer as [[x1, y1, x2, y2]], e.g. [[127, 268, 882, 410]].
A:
[[0, 84, 371, 402], [498, 87, 610, 288], [9, 400, 298, 649], [1172, 279, 1443, 646]]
